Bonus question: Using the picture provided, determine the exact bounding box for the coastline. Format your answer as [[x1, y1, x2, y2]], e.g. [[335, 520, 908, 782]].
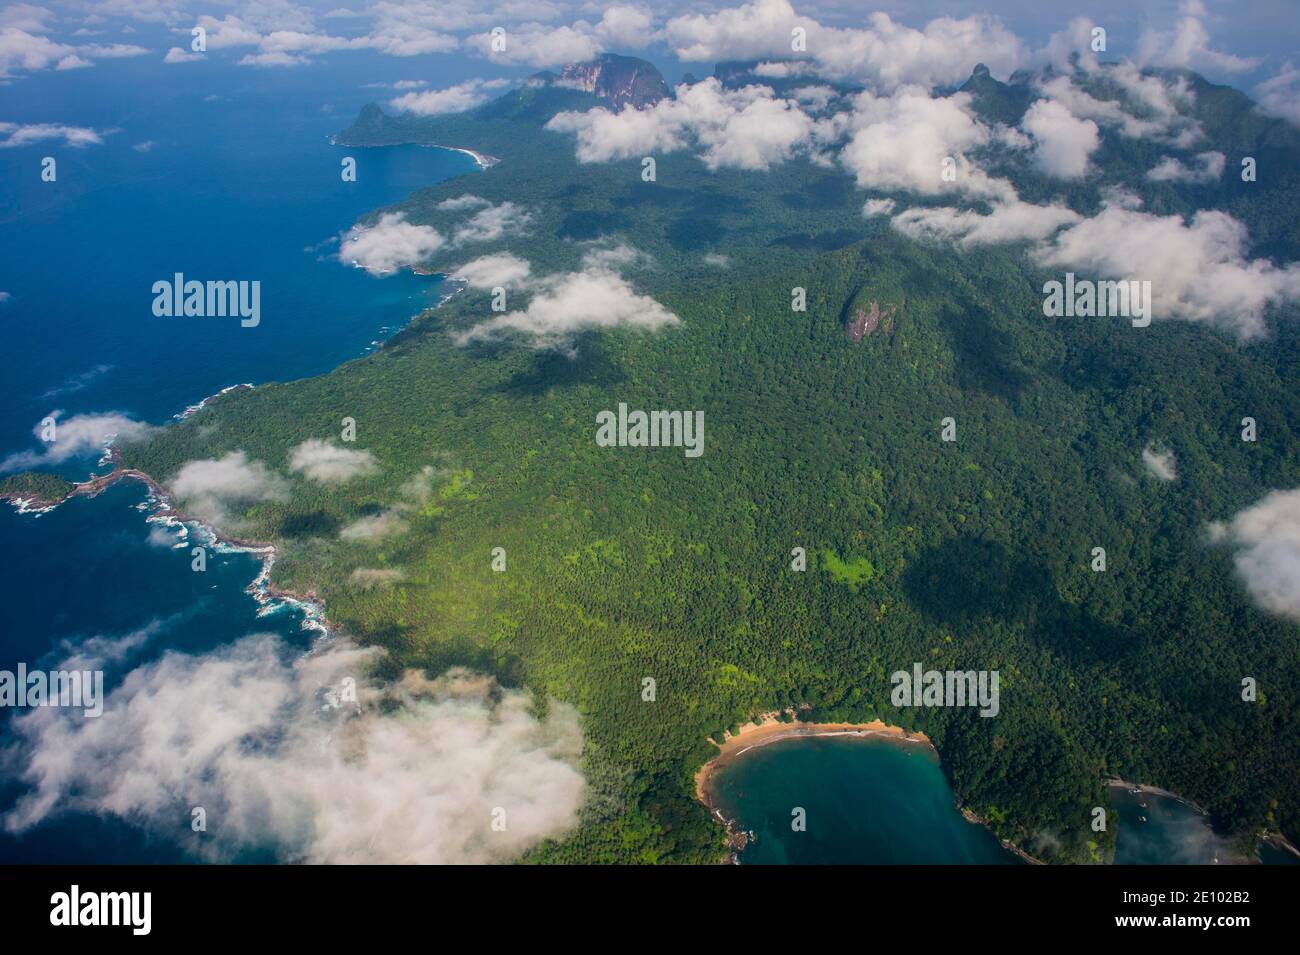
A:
[[1, 222, 478, 628], [693, 714, 934, 805], [693, 712, 1043, 865], [423, 143, 499, 169], [328, 134, 499, 170], [1107, 777, 1300, 863], [0, 388, 333, 636]]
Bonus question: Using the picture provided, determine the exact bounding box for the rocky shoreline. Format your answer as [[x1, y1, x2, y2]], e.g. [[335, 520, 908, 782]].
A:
[[1, 417, 332, 637]]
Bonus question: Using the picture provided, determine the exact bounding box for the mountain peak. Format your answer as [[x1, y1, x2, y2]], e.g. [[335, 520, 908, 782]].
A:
[[528, 53, 669, 109]]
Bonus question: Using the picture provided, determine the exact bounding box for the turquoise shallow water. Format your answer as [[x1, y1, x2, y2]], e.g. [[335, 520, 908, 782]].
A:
[[712, 741, 1296, 865], [708, 735, 1021, 864]]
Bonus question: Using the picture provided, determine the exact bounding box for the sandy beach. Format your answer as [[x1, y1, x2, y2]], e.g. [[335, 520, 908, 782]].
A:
[[694, 714, 932, 804]]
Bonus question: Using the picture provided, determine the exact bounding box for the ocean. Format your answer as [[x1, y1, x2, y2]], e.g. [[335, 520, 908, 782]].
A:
[[706, 735, 1022, 864], [0, 52, 477, 862]]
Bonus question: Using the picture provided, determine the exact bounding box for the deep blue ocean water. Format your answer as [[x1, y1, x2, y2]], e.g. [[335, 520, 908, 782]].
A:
[[0, 53, 479, 861]]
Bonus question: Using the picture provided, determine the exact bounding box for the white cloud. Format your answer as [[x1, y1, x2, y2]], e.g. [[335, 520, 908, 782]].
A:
[[437, 193, 491, 212], [547, 95, 689, 162], [340, 212, 445, 275], [699, 89, 814, 170], [163, 47, 201, 63], [1034, 74, 1198, 145], [1021, 98, 1100, 179], [466, 22, 599, 67], [3, 636, 585, 863], [48, 618, 174, 674], [364, 23, 457, 57], [1147, 150, 1225, 184], [288, 439, 378, 484], [1209, 489, 1300, 623], [449, 253, 532, 289], [838, 87, 1009, 199], [1254, 62, 1300, 125], [1141, 445, 1178, 481], [790, 84, 835, 110], [0, 27, 145, 79], [389, 78, 508, 116], [581, 242, 646, 271], [548, 77, 815, 171], [892, 198, 1081, 247], [169, 451, 290, 527], [340, 510, 409, 541], [1, 412, 152, 472], [665, 0, 1026, 92], [1036, 16, 1103, 73], [339, 200, 531, 280], [146, 522, 181, 548], [862, 198, 895, 217], [593, 5, 654, 49], [1033, 207, 1300, 338], [1134, 0, 1258, 76], [0, 122, 104, 149], [754, 61, 813, 79], [456, 267, 678, 348], [0, 4, 55, 34], [359, 2, 462, 56], [1100, 185, 1144, 210], [76, 42, 148, 59], [664, 0, 799, 63], [193, 15, 262, 50], [452, 200, 532, 244]]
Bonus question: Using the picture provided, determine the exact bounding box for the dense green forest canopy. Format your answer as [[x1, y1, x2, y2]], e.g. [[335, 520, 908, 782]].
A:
[[101, 61, 1300, 863]]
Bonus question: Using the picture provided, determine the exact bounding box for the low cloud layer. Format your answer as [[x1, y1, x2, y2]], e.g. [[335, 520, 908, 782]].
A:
[[664, 0, 1025, 91], [0, 26, 145, 81], [288, 439, 378, 484], [341, 201, 531, 276], [1, 412, 153, 472], [449, 253, 532, 289], [170, 451, 289, 528], [1021, 98, 1099, 179], [340, 212, 445, 275], [456, 265, 679, 349], [1147, 150, 1226, 184], [1141, 445, 1179, 482], [1210, 489, 1300, 623], [0, 121, 105, 149], [3, 635, 586, 863], [1033, 207, 1300, 338], [390, 77, 509, 116], [452, 201, 532, 244], [548, 77, 819, 171], [339, 509, 409, 542]]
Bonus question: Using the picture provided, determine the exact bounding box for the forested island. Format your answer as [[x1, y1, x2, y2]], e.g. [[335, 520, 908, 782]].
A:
[[21, 53, 1296, 864]]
